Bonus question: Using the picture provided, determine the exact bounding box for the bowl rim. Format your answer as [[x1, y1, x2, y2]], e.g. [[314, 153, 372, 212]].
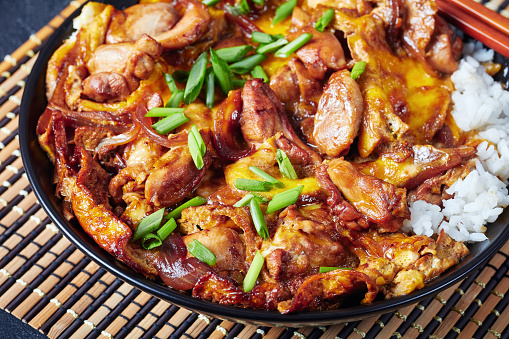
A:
[[18, 0, 509, 326]]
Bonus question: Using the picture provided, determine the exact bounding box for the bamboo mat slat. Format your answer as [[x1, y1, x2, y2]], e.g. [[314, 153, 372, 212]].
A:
[[1, 0, 509, 338]]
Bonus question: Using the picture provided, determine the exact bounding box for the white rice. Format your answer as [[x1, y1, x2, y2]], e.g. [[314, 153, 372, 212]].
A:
[[404, 41, 509, 242]]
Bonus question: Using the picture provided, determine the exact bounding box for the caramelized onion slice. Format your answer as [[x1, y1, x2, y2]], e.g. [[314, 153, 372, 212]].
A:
[[95, 119, 141, 154], [153, 234, 212, 290]]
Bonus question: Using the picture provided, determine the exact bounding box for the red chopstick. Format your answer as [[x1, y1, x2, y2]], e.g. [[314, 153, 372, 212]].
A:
[[436, 0, 509, 59]]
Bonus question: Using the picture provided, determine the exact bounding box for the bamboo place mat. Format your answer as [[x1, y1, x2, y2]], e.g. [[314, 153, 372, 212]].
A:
[[2, 1, 509, 338]]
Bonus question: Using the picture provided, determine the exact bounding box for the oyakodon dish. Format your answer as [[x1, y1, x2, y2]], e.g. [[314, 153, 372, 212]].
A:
[[37, 0, 509, 313]]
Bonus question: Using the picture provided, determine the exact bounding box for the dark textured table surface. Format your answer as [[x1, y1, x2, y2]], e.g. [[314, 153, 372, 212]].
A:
[[0, 1, 69, 337]]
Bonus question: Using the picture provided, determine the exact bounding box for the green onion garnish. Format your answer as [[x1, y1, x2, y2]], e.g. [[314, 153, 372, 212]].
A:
[[145, 107, 185, 117], [151, 113, 189, 135], [252, 31, 275, 44], [319, 266, 354, 273], [250, 198, 269, 239], [351, 61, 367, 80], [141, 233, 163, 250], [272, 0, 297, 25], [157, 218, 177, 241], [215, 45, 253, 63], [187, 239, 216, 266], [274, 33, 313, 58], [184, 52, 208, 105], [172, 70, 190, 82], [188, 125, 206, 169], [252, 0, 264, 6], [132, 208, 165, 241], [202, 0, 222, 6], [315, 9, 334, 32], [256, 38, 288, 54], [210, 48, 233, 95], [265, 185, 303, 214], [229, 54, 267, 74], [233, 78, 247, 87], [243, 250, 264, 292], [234, 178, 273, 191], [165, 196, 208, 220], [164, 73, 178, 93], [250, 66, 269, 83], [249, 166, 284, 188], [276, 149, 298, 179], [227, 0, 250, 16], [233, 193, 269, 207], [205, 69, 215, 108], [165, 89, 184, 108]]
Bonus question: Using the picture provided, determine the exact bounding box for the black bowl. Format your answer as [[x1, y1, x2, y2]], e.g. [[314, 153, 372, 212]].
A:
[[19, 0, 509, 327]]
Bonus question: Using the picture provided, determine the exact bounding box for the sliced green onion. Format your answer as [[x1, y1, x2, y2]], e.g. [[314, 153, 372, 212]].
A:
[[184, 52, 208, 105], [315, 8, 334, 32], [250, 65, 269, 83], [141, 233, 163, 250], [210, 48, 233, 95], [187, 239, 216, 266], [243, 250, 264, 292], [132, 208, 165, 241], [188, 125, 206, 169], [227, 0, 250, 16], [276, 149, 298, 179], [145, 107, 185, 117], [319, 266, 354, 273], [233, 193, 269, 207], [249, 166, 284, 188], [205, 68, 215, 108], [229, 54, 268, 74], [234, 178, 273, 191], [215, 45, 253, 63], [256, 38, 288, 54], [164, 73, 178, 93], [233, 78, 247, 87], [152, 113, 189, 135], [265, 185, 303, 214], [252, 31, 274, 44], [172, 70, 190, 82], [351, 61, 367, 80], [202, 0, 222, 6], [250, 198, 269, 239], [165, 196, 208, 220], [274, 33, 313, 58], [157, 218, 177, 241], [252, 0, 264, 6], [272, 0, 297, 25], [165, 90, 184, 108]]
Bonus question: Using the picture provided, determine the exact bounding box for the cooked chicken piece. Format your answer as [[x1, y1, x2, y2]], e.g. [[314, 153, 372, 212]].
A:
[[121, 192, 153, 227], [425, 16, 462, 74], [107, 0, 210, 51], [145, 134, 213, 207], [241, 79, 321, 163], [294, 27, 346, 80], [355, 145, 475, 189], [82, 72, 131, 103], [313, 70, 364, 157], [84, 35, 162, 102], [327, 158, 409, 232], [106, 3, 180, 43], [262, 206, 344, 280], [291, 7, 311, 27], [183, 227, 246, 273], [270, 58, 322, 125], [401, 0, 437, 71]]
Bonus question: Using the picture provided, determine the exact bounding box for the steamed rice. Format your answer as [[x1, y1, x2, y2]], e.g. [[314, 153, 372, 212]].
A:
[[404, 42, 509, 242]]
